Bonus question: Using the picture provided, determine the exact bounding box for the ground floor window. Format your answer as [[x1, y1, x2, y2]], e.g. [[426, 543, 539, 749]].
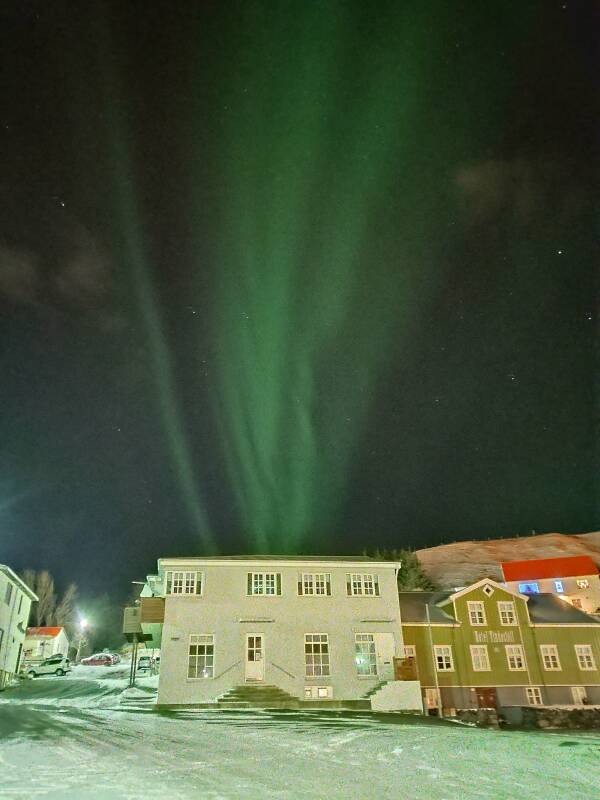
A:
[[434, 645, 454, 672], [355, 634, 377, 676], [540, 644, 561, 671], [575, 644, 596, 671], [526, 687, 543, 706], [470, 645, 490, 671], [188, 634, 214, 678], [505, 644, 526, 671], [305, 634, 330, 677]]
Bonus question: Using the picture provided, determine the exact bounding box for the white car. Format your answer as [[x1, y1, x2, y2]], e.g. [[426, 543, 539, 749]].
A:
[[26, 655, 71, 678]]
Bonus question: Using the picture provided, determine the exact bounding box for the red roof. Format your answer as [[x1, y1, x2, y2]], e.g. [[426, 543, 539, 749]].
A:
[[26, 626, 64, 638], [502, 556, 599, 582]]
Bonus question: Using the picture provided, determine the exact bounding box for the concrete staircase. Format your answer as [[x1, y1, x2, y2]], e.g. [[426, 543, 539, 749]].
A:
[[217, 684, 300, 709]]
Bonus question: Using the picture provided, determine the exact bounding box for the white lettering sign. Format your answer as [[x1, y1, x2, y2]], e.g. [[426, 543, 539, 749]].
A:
[[474, 630, 515, 643]]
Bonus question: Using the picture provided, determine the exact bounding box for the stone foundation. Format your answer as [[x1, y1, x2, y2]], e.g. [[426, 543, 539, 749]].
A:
[[501, 705, 600, 729]]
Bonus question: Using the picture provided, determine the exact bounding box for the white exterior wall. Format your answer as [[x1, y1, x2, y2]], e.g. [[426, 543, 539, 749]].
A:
[[23, 630, 70, 662], [0, 567, 35, 688], [505, 574, 600, 615], [156, 559, 404, 706]]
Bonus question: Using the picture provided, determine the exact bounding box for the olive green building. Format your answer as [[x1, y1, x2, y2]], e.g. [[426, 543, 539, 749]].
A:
[[400, 578, 600, 711]]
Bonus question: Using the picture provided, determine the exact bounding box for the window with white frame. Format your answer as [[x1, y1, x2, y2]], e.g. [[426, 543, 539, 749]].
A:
[[470, 644, 490, 671], [571, 598, 583, 609], [467, 601, 486, 626], [526, 687, 543, 706], [355, 634, 378, 676], [188, 634, 214, 678], [497, 601, 516, 626], [345, 573, 380, 596], [298, 573, 331, 596], [247, 572, 282, 596], [540, 644, 561, 671], [574, 644, 596, 671], [554, 580, 564, 593], [403, 645, 416, 658], [165, 571, 203, 596], [305, 634, 330, 677], [576, 579, 590, 589], [506, 644, 526, 671], [434, 645, 454, 671]]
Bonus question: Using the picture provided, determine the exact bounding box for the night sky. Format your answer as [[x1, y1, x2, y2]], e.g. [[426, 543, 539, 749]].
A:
[[0, 1, 597, 608]]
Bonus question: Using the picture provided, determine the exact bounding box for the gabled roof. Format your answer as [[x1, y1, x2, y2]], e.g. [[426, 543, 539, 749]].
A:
[[0, 565, 38, 601], [26, 626, 65, 638], [398, 592, 458, 624], [502, 555, 599, 582], [526, 594, 600, 625], [442, 578, 528, 604]]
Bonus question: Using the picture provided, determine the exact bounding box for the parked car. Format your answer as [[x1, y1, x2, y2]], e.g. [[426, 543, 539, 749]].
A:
[[80, 653, 113, 666], [109, 653, 121, 664], [26, 655, 71, 678], [137, 655, 155, 672]]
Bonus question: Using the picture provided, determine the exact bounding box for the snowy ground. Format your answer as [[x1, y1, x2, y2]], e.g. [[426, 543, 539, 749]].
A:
[[1, 666, 599, 800]]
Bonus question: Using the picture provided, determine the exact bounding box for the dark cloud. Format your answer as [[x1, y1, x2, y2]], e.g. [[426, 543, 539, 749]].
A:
[[0, 195, 114, 317], [455, 157, 589, 228]]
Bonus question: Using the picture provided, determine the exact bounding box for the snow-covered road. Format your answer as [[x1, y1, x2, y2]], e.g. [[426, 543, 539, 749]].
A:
[[1, 667, 599, 799]]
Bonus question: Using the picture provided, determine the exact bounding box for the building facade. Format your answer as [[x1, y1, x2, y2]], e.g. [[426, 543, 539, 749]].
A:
[[0, 565, 38, 689], [23, 626, 70, 663], [501, 556, 600, 615], [400, 578, 600, 712], [138, 556, 421, 710]]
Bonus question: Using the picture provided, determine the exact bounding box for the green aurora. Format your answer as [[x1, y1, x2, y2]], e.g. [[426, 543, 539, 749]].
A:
[[209, 2, 521, 552]]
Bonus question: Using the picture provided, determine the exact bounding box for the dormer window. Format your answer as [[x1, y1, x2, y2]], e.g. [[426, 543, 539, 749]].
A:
[[165, 571, 203, 596]]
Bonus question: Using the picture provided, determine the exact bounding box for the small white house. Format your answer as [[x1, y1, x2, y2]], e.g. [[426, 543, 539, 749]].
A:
[[137, 556, 422, 712], [502, 556, 600, 615], [23, 626, 70, 663], [0, 565, 38, 688]]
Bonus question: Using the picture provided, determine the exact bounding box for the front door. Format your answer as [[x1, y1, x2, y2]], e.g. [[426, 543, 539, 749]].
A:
[[245, 634, 264, 682], [475, 687, 497, 709], [424, 687, 440, 711], [374, 633, 395, 680], [571, 686, 587, 705]]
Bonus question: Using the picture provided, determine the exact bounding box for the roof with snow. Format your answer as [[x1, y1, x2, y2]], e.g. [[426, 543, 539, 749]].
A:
[[398, 590, 600, 626], [501, 555, 599, 581], [0, 564, 38, 601], [26, 626, 65, 638]]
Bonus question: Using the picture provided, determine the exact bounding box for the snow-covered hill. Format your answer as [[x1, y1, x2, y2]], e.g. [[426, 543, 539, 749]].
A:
[[417, 531, 600, 588]]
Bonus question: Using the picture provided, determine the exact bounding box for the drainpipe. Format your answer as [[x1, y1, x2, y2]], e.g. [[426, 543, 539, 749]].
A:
[[425, 603, 443, 719]]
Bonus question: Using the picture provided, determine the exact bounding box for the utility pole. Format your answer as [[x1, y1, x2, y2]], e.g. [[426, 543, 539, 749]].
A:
[[425, 602, 443, 719]]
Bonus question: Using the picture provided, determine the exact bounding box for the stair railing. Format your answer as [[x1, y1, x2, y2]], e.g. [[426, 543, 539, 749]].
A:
[[269, 661, 296, 680], [214, 659, 242, 680]]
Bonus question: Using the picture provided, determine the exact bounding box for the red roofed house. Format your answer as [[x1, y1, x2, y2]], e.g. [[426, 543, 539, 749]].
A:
[[23, 626, 70, 663], [502, 556, 600, 615]]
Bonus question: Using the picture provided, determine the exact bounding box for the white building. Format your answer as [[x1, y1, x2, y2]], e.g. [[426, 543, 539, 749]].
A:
[[138, 556, 422, 711], [502, 556, 600, 615], [0, 565, 38, 688], [23, 626, 70, 663]]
